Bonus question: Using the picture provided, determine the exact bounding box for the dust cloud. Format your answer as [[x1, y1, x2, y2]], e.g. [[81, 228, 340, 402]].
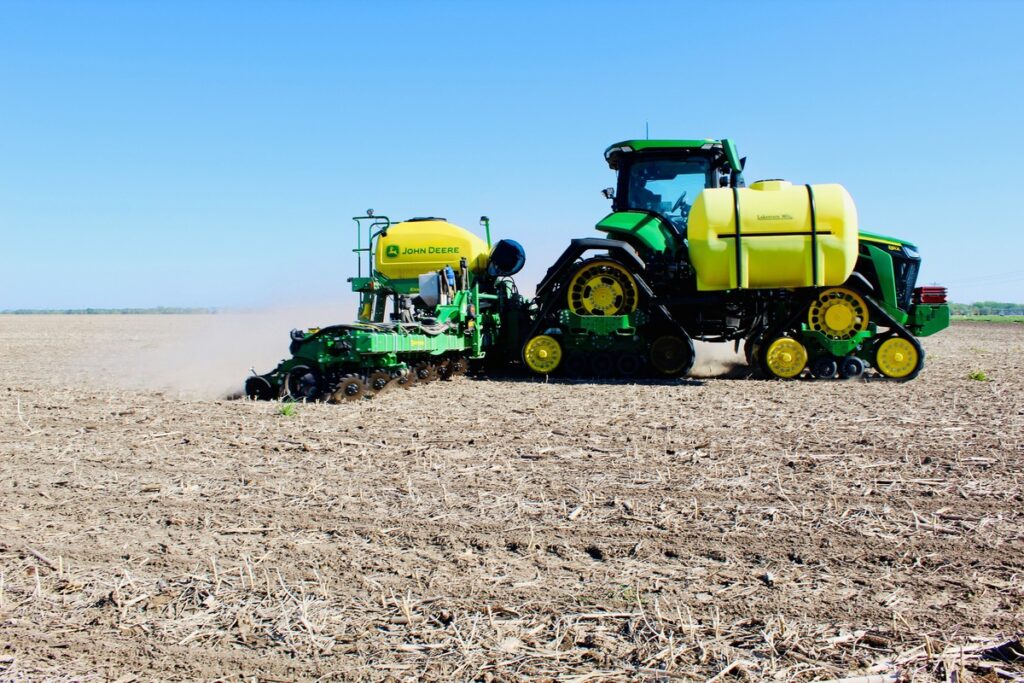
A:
[[688, 340, 748, 378], [81, 303, 355, 399], [69, 307, 748, 398]]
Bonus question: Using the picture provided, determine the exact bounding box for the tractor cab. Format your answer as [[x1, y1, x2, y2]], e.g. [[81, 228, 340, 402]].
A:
[[603, 139, 744, 235]]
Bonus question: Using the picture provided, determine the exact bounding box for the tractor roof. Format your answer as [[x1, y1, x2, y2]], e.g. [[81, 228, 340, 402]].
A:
[[604, 138, 742, 173]]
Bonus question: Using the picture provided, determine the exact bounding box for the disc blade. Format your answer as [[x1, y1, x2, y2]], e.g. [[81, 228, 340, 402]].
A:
[[331, 376, 368, 402], [368, 371, 393, 395]]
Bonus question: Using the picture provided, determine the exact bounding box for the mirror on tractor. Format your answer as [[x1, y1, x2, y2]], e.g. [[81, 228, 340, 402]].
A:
[[730, 157, 748, 188], [601, 187, 615, 199], [722, 139, 743, 172]]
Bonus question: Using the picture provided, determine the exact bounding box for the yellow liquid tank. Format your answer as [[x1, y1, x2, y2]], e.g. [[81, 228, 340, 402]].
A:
[[688, 180, 858, 291], [374, 219, 490, 280]]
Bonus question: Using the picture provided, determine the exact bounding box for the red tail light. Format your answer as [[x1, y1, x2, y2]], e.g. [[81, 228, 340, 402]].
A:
[[914, 286, 947, 304]]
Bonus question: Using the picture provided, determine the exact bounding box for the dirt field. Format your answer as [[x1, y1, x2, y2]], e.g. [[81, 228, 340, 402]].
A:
[[1, 316, 1022, 681]]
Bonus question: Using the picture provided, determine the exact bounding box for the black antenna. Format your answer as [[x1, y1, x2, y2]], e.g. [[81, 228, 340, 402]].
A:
[[645, 121, 649, 139]]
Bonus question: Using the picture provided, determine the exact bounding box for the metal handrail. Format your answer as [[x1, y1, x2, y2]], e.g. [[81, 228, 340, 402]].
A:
[[351, 213, 391, 278]]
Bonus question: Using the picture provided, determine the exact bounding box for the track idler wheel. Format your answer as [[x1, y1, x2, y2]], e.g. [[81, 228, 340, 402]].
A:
[[331, 375, 368, 402], [523, 335, 563, 375], [838, 355, 867, 380], [562, 353, 589, 378], [283, 365, 324, 402], [744, 337, 765, 379], [650, 335, 693, 377], [567, 259, 639, 316], [616, 353, 644, 377], [590, 351, 615, 378], [810, 356, 838, 379], [874, 335, 922, 380], [763, 337, 808, 379]]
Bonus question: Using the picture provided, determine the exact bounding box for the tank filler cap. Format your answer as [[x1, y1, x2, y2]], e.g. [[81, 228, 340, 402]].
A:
[[750, 179, 792, 191]]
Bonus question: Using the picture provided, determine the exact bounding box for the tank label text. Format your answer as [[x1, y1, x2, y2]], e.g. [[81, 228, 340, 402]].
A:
[[385, 244, 462, 258]]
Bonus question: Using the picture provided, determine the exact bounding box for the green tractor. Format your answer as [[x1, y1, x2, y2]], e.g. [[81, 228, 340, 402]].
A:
[[245, 137, 950, 401], [522, 139, 949, 380]]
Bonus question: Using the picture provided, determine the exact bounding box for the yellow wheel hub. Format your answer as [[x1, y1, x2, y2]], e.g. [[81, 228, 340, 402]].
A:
[[808, 288, 868, 340], [523, 335, 563, 374], [875, 336, 919, 378], [765, 337, 808, 379], [568, 260, 638, 316]]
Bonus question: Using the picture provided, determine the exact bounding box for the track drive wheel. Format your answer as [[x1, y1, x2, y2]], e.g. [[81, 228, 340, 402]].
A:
[[523, 335, 562, 375], [650, 335, 693, 377], [763, 337, 808, 379], [808, 288, 869, 340], [567, 259, 639, 316], [874, 335, 922, 380]]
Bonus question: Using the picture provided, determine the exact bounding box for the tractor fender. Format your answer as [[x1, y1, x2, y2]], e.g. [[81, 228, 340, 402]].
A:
[[525, 239, 657, 345], [843, 271, 877, 297], [535, 238, 646, 299]]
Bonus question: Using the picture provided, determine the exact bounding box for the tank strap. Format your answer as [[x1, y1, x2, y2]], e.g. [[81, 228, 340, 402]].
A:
[[731, 187, 743, 289], [805, 184, 819, 287]]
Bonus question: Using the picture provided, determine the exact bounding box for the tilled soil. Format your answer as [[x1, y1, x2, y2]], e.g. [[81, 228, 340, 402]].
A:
[[1, 316, 1022, 681]]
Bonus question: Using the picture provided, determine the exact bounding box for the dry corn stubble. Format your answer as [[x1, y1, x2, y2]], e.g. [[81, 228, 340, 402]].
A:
[[0, 315, 1022, 681]]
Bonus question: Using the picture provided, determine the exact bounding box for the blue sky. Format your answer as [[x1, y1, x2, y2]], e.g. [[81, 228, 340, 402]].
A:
[[2, 0, 1022, 309]]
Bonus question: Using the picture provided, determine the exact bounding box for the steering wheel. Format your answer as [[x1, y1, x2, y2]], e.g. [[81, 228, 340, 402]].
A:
[[670, 190, 688, 213]]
